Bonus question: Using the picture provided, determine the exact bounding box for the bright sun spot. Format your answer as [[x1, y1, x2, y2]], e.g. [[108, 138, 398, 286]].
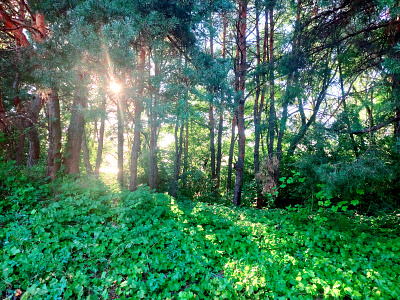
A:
[[110, 81, 121, 93]]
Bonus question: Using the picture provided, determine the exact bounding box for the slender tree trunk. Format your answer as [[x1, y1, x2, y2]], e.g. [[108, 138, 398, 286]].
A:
[[267, 6, 275, 158], [46, 91, 61, 180], [170, 120, 184, 198], [233, 0, 247, 207], [82, 127, 93, 174], [63, 72, 87, 174], [254, 1, 268, 208], [216, 12, 227, 190], [129, 36, 146, 191], [26, 94, 42, 167], [227, 45, 240, 193], [227, 115, 236, 192], [183, 121, 189, 187], [208, 17, 216, 181], [95, 97, 106, 175], [117, 94, 124, 186]]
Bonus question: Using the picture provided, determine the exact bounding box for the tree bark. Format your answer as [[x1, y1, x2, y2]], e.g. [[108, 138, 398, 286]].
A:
[[82, 127, 93, 174], [170, 120, 184, 198], [227, 114, 236, 192], [63, 72, 87, 174], [233, 0, 247, 207], [267, 6, 275, 158], [208, 17, 216, 181], [129, 36, 146, 191], [254, 0, 269, 208], [95, 97, 106, 176], [216, 12, 227, 190], [26, 94, 42, 167], [117, 94, 124, 186], [45, 91, 61, 180]]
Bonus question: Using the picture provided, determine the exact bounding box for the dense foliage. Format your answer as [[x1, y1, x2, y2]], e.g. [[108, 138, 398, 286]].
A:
[[1, 162, 399, 299]]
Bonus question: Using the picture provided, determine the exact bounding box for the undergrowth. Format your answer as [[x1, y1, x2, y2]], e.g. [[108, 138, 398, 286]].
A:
[[1, 162, 399, 299]]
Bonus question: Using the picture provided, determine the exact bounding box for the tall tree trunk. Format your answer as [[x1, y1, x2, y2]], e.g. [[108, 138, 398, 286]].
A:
[[129, 36, 146, 191], [170, 120, 184, 198], [227, 114, 236, 192], [267, 6, 275, 158], [82, 127, 93, 174], [216, 12, 227, 190], [26, 94, 42, 167], [209, 17, 216, 181], [233, 0, 247, 207], [183, 121, 189, 187], [227, 45, 240, 193], [63, 72, 87, 174], [254, 1, 268, 208], [95, 97, 106, 175], [149, 113, 157, 190], [117, 94, 124, 186], [45, 91, 61, 180]]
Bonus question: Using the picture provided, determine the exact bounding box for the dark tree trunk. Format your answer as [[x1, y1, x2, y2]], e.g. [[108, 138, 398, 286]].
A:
[[216, 111, 223, 189], [170, 120, 184, 198], [216, 12, 227, 190], [117, 95, 124, 186], [233, 0, 247, 207], [209, 101, 216, 180], [129, 36, 146, 191], [149, 114, 157, 190], [26, 94, 42, 167], [63, 73, 87, 174], [209, 18, 216, 181], [82, 127, 93, 174], [45, 91, 61, 180], [267, 7, 275, 158], [254, 1, 268, 208], [183, 121, 189, 187], [95, 97, 106, 176], [227, 114, 236, 192]]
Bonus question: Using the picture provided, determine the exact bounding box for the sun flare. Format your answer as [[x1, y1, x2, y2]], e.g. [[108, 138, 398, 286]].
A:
[[110, 81, 121, 93]]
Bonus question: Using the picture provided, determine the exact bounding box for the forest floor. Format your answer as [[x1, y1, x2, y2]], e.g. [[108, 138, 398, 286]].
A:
[[1, 173, 400, 299]]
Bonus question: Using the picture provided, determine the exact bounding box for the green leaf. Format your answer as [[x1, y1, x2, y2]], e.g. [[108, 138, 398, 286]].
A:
[[10, 246, 21, 256], [279, 177, 286, 182], [351, 200, 359, 206], [120, 280, 128, 287], [356, 189, 364, 195]]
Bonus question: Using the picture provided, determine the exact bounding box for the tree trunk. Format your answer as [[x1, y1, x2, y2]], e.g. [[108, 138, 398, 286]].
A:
[[82, 127, 93, 174], [117, 95, 124, 186], [95, 97, 106, 176], [267, 6, 275, 158], [63, 72, 87, 174], [129, 36, 146, 191], [227, 114, 236, 192], [170, 120, 184, 198], [233, 0, 247, 207], [26, 94, 42, 167], [254, 1, 268, 208], [45, 91, 61, 180], [216, 12, 227, 190], [208, 17, 216, 181]]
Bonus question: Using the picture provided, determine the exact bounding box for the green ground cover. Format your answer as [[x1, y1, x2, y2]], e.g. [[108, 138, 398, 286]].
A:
[[1, 168, 399, 299]]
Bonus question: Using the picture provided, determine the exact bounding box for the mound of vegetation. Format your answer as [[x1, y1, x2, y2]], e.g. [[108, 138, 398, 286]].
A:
[[1, 162, 399, 299]]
